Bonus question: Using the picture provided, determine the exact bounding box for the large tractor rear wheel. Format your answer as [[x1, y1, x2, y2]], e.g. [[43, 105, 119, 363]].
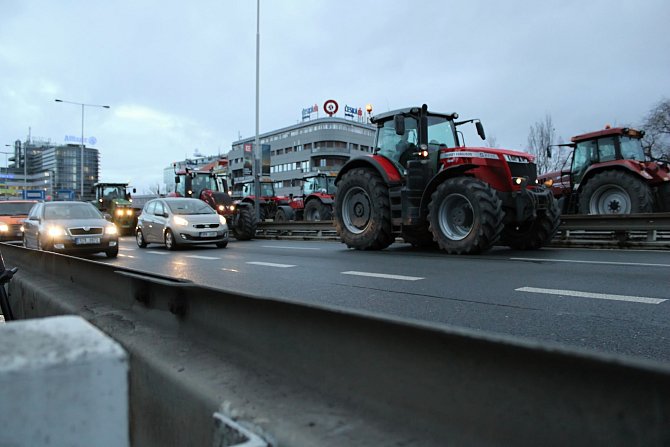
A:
[[334, 168, 394, 250], [501, 196, 560, 250], [579, 170, 653, 214], [428, 177, 504, 255], [232, 205, 258, 241]]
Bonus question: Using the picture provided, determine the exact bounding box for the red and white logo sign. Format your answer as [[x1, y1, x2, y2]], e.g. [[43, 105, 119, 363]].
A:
[[323, 99, 339, 117]]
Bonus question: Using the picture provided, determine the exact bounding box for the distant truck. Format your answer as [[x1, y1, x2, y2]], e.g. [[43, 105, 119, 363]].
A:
[[93, 183, 138, 236], [539, 126, 670, 214]]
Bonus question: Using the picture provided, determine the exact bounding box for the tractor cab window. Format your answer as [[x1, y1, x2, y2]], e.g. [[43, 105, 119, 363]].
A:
[[260, 183, 275, 197], [620, 136, 645, 161], [191, 174, 216, 197], [304, 176, 335, 195], [375, 117, 418, 166], [572, 140, 597, 184], [175, 178, 186, 196], [597, 137, 616, 162], [102, 185, 124, 200], [426, 116, 457, 151]]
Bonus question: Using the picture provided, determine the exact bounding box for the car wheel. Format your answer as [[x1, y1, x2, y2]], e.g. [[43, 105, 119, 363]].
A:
[[106, 246, 119, 258], [37, 233, 51, 252], [216, 241, 228, 249], [22, 233, 29, 248], [136, 229, 147, 248], [165, 229, 178, 251]]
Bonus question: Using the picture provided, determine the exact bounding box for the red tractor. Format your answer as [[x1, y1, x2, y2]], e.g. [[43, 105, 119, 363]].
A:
[[333, 104, 560, 254], [171, 166, 257, 240], [539, 126, 670, 214], [230, 177, 289, 222], [275, 172, 337, 221]]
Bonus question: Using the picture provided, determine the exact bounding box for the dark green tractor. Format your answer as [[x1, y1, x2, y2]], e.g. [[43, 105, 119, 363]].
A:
[[93, 183, 138, 236]]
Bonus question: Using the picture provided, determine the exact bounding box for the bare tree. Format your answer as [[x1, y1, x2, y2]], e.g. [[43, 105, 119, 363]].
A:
[[642, 98, 670, 161], [527, 114, 560, 174]]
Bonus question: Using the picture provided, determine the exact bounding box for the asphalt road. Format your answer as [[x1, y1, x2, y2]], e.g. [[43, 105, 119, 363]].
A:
[[99, 236, 670, 363]]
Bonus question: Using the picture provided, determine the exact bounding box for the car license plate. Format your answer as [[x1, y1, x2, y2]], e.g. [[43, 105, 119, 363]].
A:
[[200, 231, 217, 238], [75, 237, 101, 245]]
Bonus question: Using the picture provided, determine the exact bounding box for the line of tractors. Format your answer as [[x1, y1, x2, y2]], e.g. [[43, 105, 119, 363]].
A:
[[101, 104, 670, 255]]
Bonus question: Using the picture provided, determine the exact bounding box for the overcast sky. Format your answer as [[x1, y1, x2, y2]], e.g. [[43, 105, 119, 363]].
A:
[[2, 1, 668, 193]]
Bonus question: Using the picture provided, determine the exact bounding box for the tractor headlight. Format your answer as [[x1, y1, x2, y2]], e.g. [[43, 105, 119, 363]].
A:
[[47, 226, 66, 237], [105, 225, 118, 235], [543, 179, 554, 187], [218, 205, 225, 211], [512, 177, 528, 186], [0, 224, 8, 233], [115, 209, 124, 217], [126, 209, 134, 216], [219, 215, 227, 225], [228, 204, 235, 211]]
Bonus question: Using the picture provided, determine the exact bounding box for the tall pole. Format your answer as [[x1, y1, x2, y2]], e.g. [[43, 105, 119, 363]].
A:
[[81, 104, 85, 200], [253, 0, 261, 219], [55, 99, 110, 201]]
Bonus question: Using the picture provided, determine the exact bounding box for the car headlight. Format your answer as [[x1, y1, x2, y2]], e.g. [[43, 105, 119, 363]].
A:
[[105, 225, 118, 235], [0, 224, 8, 233], [219, 215, 227, 225], [47, 226, 66, 237], [174, 216, 189, 226]]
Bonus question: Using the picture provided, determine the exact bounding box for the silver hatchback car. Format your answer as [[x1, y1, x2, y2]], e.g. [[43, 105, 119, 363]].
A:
[[136, 197, 229, 250]]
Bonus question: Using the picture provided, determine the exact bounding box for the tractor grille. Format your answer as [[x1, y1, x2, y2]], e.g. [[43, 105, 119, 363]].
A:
[[69, 227, 104, 236], [508, 162, 537, 182], [193, 224, 220, 229]]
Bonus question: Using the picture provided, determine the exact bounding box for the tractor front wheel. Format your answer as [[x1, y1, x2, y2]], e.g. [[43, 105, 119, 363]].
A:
[[501, 196, 561, 250], [305, 200, 332, 221], [428, 177, 504, 254], [334, 168, 394, 250], [232, 206, 258, 241], [579, 170, 653, 214]]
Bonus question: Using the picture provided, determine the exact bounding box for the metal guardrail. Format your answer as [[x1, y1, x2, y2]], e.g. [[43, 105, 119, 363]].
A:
[[257, 214, 670, 248], [4, 243, 670, 446]]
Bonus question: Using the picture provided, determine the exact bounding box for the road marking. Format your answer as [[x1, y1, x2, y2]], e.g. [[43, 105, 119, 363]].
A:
[[261, 245, 319, 250], [147, 251, 169, 255], [511, 257, 670, 268], [516, 287, 667, 305], [246, 261, 296, 268], [186, 255, 220, 260], [341, 271, 424, 281], [119, 247, 135, 251]]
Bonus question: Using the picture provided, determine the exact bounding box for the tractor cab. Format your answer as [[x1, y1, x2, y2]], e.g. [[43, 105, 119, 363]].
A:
[[372, 105, 484, 173], [302, 173, 336, 196], [175, 169, 227, 199], [232, 179, 276, 200]]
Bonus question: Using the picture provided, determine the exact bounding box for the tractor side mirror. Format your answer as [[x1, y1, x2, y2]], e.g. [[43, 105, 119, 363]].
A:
[[132, 188, 136, 193], [394, 115, 405, 136], [546, 146, 552, 158], [475, 121, 486, 140], [175, 176, 180, 184]]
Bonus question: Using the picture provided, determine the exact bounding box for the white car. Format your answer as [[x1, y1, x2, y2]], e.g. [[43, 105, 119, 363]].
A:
[[135, 198, 229, 250]]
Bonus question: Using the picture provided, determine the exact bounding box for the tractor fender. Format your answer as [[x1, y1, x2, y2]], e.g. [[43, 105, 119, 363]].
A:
[[418, 163, 478, 216], [307, 194, 334, 205], [335, 156, 403, 186]]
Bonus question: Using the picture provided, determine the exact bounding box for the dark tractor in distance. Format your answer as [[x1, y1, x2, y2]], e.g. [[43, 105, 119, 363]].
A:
[[333, 104, 560, 255], [93, 182, 137, 236], [539, 126, 670, 214], [171, 165, 257, 240], [275, 172, 337, 222]]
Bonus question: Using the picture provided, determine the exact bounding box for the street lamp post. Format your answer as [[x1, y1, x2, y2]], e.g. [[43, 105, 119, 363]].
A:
[[54, 99, 110, 200]]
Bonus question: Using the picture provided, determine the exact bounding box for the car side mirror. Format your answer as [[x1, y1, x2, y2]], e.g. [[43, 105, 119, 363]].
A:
[[104, 213, 112, 221]]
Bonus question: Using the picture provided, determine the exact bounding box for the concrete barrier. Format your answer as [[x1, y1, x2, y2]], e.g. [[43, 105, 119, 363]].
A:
[[0, 315, 128, 447], [3, 243, 670, 446]]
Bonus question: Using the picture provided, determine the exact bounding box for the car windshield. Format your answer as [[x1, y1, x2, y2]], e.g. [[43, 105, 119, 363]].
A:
[[44, 203, 102, 220], [166, 200, 214, 215], [0, 202, 35, 216]]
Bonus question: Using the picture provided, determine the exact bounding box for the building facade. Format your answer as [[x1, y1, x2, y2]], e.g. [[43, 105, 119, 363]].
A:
[[0, 139, 100, 201], [229, 117, 375, 196]]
